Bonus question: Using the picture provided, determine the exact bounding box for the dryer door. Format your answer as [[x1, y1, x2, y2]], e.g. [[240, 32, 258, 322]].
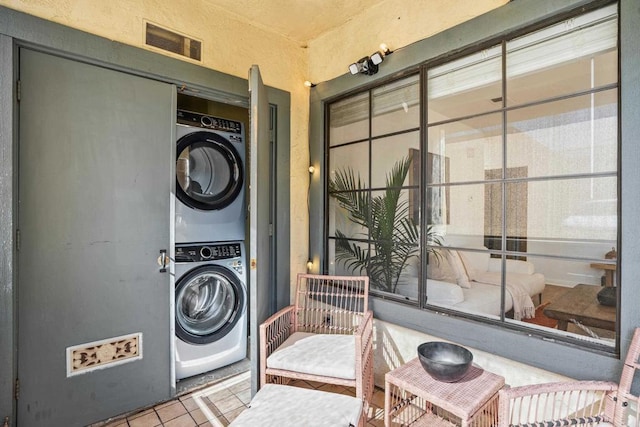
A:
[[176, 131, 244, 211], [175, 265, 246, 345]]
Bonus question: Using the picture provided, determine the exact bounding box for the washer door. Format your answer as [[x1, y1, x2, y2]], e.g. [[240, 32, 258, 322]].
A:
[[175, 265, 245, 345], [176, 131, 244, 211]]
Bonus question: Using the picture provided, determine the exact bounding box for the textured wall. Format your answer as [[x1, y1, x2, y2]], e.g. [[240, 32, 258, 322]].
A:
[[308, 0, 508, 83]]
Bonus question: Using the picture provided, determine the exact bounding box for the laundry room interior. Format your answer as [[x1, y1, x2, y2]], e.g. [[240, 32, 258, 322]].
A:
[[173, 93, 252, 392]]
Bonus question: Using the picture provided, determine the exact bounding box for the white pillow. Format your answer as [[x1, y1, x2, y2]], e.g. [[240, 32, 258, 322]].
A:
[[459, 249, 490, 281], [426, 280, 465, 305], [446, 249, 472, 288], [427, 249, 457, 283]]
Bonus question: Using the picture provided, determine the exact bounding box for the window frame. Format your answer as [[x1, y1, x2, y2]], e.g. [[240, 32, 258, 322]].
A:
[[309, 0, 636, 381], [325, 1, 620, 353]]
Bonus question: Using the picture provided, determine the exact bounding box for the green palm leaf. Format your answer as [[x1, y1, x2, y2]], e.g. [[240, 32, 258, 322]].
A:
[[329, 153, 441, 293]]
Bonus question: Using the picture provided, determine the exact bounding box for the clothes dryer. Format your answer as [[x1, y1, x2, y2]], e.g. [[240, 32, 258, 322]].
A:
[[174, 241, 247, 380], [175, 110, 246, 243]]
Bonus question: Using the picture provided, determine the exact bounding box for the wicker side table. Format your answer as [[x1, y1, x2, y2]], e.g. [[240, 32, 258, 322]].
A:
[[384, 358, 505, 427]]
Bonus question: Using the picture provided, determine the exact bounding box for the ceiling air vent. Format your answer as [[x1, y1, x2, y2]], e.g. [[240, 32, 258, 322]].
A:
[[145, 22, 202, 61]]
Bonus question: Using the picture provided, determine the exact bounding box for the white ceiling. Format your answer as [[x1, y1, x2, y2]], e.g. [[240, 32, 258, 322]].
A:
[[202, 0, 389, 44]]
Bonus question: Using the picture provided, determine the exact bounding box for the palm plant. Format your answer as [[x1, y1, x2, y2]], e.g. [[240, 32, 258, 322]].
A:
[[329, 154, 442, 293]]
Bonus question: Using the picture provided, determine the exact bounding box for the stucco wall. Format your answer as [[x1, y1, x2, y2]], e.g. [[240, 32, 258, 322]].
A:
[[308, 0, 508, 83], [0, 0, 507, 293]]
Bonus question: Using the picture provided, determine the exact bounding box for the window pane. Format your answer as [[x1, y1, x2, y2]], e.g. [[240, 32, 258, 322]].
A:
[[428, 113, 503, 184], [426, 248, 504, 320], [507, 256, 615, 346], [327, 238, 369, 276], [369, 189, 420, 294], [329, 142, 369, 189], [508, 176, 617, 258], [328, 194, 369, 241], [428, 45, 502, 123], [507, 5, 618, 105], [371, 132, 420, 188], [372, 75, 420, 136], [436, 183, 489, 246], [396, 254, 420, 302], [329, 92, 370, 146], [507, 90, 617, 177]]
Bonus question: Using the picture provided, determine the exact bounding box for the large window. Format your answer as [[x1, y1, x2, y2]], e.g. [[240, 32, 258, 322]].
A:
[[326, 3, 619, 349]]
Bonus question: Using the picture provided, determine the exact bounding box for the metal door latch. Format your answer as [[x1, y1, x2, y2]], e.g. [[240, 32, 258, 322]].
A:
[[158, 249, 168, 273]]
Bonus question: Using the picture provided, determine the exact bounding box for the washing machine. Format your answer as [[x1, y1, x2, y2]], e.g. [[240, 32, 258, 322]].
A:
[[175, 109, 246, 244], [174, 241, 247, 380]]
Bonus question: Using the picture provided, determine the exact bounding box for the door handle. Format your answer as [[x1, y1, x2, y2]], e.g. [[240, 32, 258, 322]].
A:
[[158, 249, 168, 273]]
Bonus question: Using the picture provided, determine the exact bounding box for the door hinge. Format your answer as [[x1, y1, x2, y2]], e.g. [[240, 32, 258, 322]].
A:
[[268, 223, 273, 236], [14, 378, 19, 401], [3, 416, 9, 427], [16, 80, 21, 102], [15, 229, 20, 252]]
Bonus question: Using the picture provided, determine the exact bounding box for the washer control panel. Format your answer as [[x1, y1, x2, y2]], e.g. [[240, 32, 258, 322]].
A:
[[177, 109, 243, 135], [176, 242, 242, 263]]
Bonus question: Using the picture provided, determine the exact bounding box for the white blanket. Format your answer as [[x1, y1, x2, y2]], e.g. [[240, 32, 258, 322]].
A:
[[473, 272, 536, 321]]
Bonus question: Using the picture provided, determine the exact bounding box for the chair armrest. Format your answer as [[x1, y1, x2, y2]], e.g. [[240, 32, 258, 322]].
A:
[[259, 305, 295, 388], [354, 310, 373, 338], [358, 310, 374, 371], [498, 380, 618, 426], [260, 305, 295, 361], [354, 310, 374, 403]]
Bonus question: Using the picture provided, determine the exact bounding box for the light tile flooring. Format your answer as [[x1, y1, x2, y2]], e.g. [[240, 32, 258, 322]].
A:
[[92, 373, 385, 427]]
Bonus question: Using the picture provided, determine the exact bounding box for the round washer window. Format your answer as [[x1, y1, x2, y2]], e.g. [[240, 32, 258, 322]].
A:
[[175, 265, 245, 345], [176, 131, 243, 211]]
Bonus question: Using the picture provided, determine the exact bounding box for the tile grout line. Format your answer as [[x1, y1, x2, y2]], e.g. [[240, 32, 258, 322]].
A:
[[190, 371, 251, 427]]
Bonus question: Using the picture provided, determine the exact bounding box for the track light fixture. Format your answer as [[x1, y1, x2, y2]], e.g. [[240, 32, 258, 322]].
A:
[[348, 43, 392, 76]]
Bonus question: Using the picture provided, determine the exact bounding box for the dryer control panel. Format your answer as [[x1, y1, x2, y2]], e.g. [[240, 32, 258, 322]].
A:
[[177, 109, 243, 135], [176, 242, 242, 262]]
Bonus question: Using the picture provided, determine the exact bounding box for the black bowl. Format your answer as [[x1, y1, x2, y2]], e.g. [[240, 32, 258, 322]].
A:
[[597, 286, 616, 306], [417, 341, 473, 382]]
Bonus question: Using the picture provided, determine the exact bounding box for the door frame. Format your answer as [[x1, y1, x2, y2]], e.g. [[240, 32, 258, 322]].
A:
[[0, 6, 290, 423]]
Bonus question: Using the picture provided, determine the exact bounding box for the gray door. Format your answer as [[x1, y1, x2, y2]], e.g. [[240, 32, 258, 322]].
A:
[[248, 65, 272, 396], [17, 49, 174, 426]]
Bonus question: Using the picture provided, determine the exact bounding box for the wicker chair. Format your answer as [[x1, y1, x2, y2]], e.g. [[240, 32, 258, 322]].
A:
[[259, 274, 374, 405], [498, 327, 640, 427]]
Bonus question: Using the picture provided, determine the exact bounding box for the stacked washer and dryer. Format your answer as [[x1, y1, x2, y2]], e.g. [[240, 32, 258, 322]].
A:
[[174, 109, 248, 380]]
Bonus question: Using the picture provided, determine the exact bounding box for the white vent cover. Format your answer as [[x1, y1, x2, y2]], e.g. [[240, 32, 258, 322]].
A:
[[66, 332, 142, 376]]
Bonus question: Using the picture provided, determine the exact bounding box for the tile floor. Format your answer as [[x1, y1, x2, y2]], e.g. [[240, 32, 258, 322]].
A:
[[91, 372, 386, 427]]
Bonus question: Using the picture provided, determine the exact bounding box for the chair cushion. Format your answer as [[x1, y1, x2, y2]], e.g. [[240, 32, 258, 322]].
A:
[[266, 332, 356, 380], [229, 384, 362, 427]]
